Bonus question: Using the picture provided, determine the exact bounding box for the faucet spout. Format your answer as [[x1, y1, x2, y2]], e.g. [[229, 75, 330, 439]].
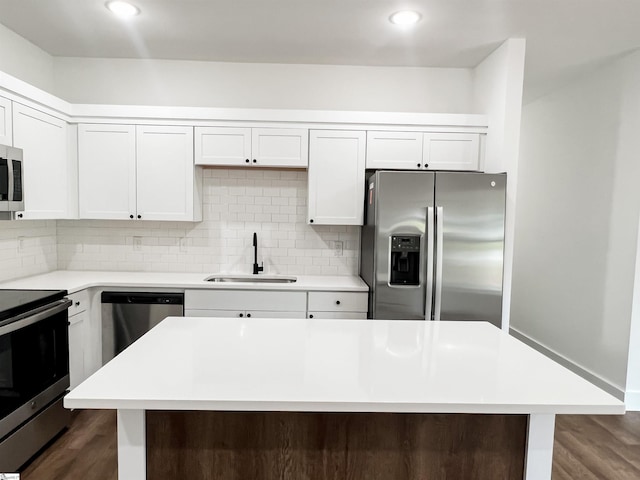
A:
[[252, 232, 263, 275]]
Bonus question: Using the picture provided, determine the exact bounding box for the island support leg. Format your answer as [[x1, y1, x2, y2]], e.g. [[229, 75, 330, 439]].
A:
[[524, 413, 555, 480], [117, 409, 146, 480]]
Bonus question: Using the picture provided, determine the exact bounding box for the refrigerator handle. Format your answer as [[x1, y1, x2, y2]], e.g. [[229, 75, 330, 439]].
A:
[[425, 207, 435, 320], [434, 206, 444, 321]]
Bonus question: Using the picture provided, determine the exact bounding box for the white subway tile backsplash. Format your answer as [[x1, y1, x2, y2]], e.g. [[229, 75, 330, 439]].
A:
[[0, 220, 57, 282], [56, 169, 360, 275]]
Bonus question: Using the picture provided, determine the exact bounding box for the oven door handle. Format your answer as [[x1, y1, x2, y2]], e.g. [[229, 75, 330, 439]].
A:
[[0, 299, 72, 336]]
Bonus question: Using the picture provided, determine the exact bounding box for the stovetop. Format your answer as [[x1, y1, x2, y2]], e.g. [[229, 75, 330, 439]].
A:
[[0, 289, 68, 323]]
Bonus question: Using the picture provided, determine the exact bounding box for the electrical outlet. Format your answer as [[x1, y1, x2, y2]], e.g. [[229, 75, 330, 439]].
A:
[[133, 236, 142, 251], [179, 237, 188, 253], [333, 240, 343, 257]]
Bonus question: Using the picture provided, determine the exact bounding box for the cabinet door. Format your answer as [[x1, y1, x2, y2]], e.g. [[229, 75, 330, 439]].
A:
[[366, 131, 423, 169], [423, 133, 480, 171], [195, 127, 251, 166], [78, 124, 136, 219], [12, 104, 70, 219], [251, 128, 308, 167], [308, 130, 366, 225], [0, 96, 12, 146], [68, 311, 87, 389], [136, 125, 198, 221]]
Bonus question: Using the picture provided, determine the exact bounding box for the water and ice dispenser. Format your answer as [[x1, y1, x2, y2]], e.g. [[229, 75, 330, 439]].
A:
[[389, 235, 420, 285]]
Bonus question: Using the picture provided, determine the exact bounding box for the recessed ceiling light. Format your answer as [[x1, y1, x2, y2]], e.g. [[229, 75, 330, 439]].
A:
[[389, 11, 421, 26], [106, 1, 140, 18]]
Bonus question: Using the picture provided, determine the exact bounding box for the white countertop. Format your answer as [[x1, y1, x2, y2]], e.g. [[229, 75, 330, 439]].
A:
[[64, 317, 624, 415], [0, 270, 368, 293]]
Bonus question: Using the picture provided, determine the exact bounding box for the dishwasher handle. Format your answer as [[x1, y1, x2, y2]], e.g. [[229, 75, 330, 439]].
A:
[[101, 292, 184, 305]]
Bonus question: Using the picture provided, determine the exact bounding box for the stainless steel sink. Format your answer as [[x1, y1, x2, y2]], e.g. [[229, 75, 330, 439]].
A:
[[204, 275, 297, 284]]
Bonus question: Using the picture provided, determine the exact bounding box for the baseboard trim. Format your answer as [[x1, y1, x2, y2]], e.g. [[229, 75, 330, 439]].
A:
[[509, 327, 625, 402]]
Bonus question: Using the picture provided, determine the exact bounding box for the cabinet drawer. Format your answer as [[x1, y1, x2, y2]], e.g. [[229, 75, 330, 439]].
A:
[[67, 290, 90, 316], [308, 312, 367, 320], [185, 290, 307, 312], [307, 292, 367, 312]]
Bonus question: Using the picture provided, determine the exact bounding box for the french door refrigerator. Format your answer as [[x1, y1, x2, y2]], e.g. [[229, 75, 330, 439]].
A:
[[360, 170, 506, 327]]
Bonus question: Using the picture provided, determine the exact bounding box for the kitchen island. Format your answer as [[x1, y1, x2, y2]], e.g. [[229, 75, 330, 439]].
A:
[[64, 317, 624, 480]]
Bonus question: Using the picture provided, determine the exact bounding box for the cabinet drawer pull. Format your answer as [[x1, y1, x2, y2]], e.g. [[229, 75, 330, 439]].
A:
[[130, 214, 134, 219], [336, 300, 341, 305], [309, 314, 314, 319], [75, 301, 80, 307], [246, 313, 251, 318], [252, 159, 257, 163], [245, 158, 250, 163], [239, 313, 244, 317]]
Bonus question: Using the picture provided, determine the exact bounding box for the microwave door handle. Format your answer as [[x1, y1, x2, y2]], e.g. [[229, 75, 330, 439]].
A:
[[7, 157, 13, 202], [434, 206, 444, 321], [425, 206, 435, 320]]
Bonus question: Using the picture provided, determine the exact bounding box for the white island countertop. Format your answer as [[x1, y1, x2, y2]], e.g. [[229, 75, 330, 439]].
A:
[[0, 270, 367, 293], [64, 317, 624, 415]]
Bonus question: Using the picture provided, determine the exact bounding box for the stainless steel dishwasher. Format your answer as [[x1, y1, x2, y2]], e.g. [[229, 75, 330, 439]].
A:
[[101, 292, 184, 364]]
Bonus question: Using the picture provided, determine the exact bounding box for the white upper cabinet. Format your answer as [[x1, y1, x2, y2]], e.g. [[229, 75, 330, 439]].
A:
[[307, 130, 366, 226], [137, 125, 199, 221], [0, 96, 12, 146], [251, 128, 308, 167], [195, 127, 251, 166], [12, 103, 72, 219], [366, 131, 481, 171], [195, 127, 308, 167], [422, 132, 480, 171], [366, 131, 423, 169], [78, 124, 136, 220], [78, 124, 201, 221]]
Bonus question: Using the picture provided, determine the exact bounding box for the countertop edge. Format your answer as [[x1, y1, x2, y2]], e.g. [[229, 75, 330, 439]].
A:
[[63, 397, 626, 415]]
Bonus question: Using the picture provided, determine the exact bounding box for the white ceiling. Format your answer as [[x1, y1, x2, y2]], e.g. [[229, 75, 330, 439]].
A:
[[2, 0, 640, 101]]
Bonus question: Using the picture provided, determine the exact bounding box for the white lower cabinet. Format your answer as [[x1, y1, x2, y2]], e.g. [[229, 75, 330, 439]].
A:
[[307, 130, 366, 225], [186, 309, 306, 319], [184, 289, 369, 319], [67, 290, 91, 389], [185, 290, 307, 318], [307, 291, 368, 319]]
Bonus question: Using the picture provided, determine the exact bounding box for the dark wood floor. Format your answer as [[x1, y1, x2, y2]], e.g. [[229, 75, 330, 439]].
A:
[[20, 410, 640, 479]]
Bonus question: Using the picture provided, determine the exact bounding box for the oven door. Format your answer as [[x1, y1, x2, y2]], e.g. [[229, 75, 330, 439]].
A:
[[0, 299, 71, 439]]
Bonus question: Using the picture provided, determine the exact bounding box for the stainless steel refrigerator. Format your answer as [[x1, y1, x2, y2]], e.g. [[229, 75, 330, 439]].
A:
[[360, 170, 506, 327]]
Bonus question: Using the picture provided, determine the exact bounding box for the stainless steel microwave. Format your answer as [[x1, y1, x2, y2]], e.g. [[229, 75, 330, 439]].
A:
[[0, 144, 24, 219]]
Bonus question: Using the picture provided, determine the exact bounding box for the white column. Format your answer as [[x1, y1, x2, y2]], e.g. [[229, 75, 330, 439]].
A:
[[117, 409, 146, 480], [524, 413, 556, 480]]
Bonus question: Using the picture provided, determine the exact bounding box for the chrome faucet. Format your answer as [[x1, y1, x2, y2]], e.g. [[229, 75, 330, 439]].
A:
[[252, 232, 264, 275]]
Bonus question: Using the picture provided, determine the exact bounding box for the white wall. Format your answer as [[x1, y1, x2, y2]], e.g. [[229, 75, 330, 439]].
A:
[[471, 38, 526, 331], [511, 49, 640, 398], [0, 220, 57, 282], [57, 169, 359, 275], [0, 23, 55, 94], [52, 57, 473, 113]]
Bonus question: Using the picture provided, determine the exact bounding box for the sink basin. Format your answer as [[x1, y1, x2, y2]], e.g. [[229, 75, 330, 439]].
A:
[[204, 274, 297, 284]]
